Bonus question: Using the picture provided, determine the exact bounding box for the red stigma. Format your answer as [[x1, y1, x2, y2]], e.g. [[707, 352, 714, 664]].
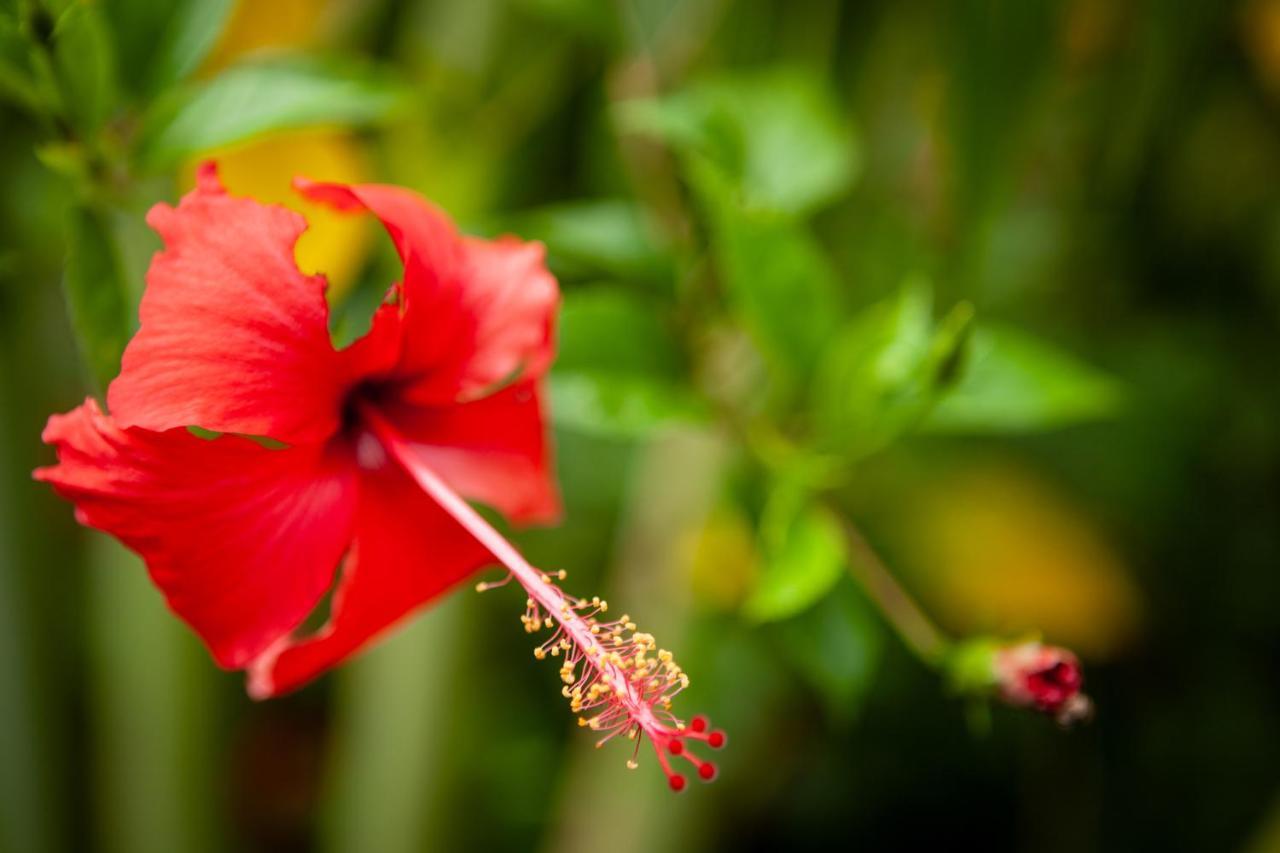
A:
[[644, 714, 726, 792]]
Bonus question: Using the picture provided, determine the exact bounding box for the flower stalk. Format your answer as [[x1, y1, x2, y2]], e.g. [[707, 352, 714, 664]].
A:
[[836, 515, 950, 665], [832, 509, 1092, 726]]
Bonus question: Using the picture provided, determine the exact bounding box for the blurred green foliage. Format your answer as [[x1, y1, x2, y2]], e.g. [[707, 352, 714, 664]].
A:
[[1, 0, 1279, 851]]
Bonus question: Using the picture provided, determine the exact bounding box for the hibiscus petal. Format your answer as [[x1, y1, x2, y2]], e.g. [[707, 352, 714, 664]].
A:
[[246, 452, 495, 698], [108, 163, 348, 445], [295, 179, 559, 403], [452, 234, 558, 399], [36, 399, 357, 669], [383, 379, 561, 525]]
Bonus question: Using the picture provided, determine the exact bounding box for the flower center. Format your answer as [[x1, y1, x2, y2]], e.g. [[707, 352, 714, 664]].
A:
[[341, 379, 395, 437], [343, 381, 405, 471]]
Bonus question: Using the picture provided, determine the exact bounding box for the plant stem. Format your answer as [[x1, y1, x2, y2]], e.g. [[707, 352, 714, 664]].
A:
[[834, 514, 951, 666]]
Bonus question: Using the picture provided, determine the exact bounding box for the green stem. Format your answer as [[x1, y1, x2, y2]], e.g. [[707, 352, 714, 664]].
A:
[[833, 514, 951, 666]]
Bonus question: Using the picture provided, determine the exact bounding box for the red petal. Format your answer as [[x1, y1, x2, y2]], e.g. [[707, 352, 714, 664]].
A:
[[295, 179, 559, 403], [383, 380, 561, 525], [107, 163, 351, 445], [246, 454, 495, 698], [36, 399, 357, 668], [449, 234, 558, 400]]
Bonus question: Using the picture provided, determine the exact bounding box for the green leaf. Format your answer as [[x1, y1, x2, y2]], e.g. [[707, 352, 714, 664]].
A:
[[549, 372, 708, 439], [64, 206, 131, 390], [619, 69, 856, 384], [99, 0, 231, 95], [144, 0, 235, 93], [135, 56, 409, 170], [513, 0, 619, 44], [510, 200, 670, 283], [619, 66, 859, 215], [923, 324, 1122, 432], [743, 502, 846, 622], [946, 0, 1059, 224], [549, 286, 704, 439], [556, 287, 682, 377], [49, 0, 118, 134], [0, 13, 39, 112], [693, 159, 843, 384], [814, 280, 970, 457], [776, 580, 884, 720]]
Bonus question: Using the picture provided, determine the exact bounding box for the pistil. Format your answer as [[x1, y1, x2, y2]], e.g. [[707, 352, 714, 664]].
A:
[[360, 404, 725, 789]]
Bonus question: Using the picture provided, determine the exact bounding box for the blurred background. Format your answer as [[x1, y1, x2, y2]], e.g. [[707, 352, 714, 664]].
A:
[[2, 0, 1279, 851]]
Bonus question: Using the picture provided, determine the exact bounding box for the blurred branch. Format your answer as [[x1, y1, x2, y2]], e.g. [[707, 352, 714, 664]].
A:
[[321, 597, 466, 853], [833, 514, 950, 666], [88, 537, 221, 853], [622, 0, 728, 84]]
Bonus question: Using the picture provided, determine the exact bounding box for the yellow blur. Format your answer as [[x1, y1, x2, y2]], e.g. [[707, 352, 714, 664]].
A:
[[180, 129, 373, 297], [202, 0, 328, 72], [183, 0, 372, 298], [1242, 0, 1280, 97], [686, 508, 759, 611], [905, 463, 1142, 659]]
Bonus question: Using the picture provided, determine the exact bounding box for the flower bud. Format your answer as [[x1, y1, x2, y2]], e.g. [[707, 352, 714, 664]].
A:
[[993, 642, 1092, 726]]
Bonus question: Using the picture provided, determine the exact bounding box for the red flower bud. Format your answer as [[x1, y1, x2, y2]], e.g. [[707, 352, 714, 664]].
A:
[[993, 642, 1092, 726]]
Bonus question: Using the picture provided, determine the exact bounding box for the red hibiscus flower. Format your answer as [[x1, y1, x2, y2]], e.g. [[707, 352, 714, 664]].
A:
[[36, 164, 722, 787]]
